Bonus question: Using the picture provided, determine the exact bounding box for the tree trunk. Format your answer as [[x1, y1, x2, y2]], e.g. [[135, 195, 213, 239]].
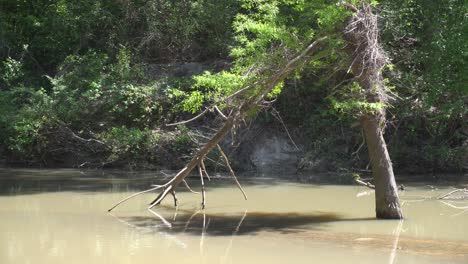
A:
[[342, 4, 403, 219], [361, 115, 402, 219]]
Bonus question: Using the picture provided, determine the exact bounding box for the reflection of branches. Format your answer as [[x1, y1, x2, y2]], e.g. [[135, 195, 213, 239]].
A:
[[222, 210, 248, 262], [109, 212, 187, 249], [200, 211, 209, 256], [399, 189, 468, 217], [111, 208, 250, 258], [437, 188, 468, 200], [439, 200, 468, 217], [148, 209, 172, 228], [388, 220, 403, 264]]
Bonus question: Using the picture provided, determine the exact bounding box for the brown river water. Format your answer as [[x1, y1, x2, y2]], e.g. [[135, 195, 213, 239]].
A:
[[0, 169, 467, 264]]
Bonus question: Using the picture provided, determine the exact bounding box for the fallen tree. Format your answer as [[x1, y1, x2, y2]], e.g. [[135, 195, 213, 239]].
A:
[[108, 36, 328, 212]]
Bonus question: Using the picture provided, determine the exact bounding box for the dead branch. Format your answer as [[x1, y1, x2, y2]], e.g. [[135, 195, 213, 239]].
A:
[[166, 107, 210, 126], [354, 178, 375, 189], [214, 106, 228, 120], [198, 165, 206, 209], [171, 190, 178, 207], [200, 159, 211, 181], [271, 107, 300, 151], [182, 179, 199, 194], [107, 185, 163, 212], [217, 144, 248, 200]]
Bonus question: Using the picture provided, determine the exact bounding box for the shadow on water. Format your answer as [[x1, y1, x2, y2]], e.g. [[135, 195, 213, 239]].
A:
[[113, 210, 468, 260], [114, 209, 374, 237]]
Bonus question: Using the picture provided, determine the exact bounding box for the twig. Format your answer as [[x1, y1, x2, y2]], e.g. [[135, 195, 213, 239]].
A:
[[182, 179, 199, 194], [198, 165, 206, 209], [200, 159, 211, 181], [171, 190, 178, 207], [166, 108, 210, 126], [271, 107, 300, 151], [214, 106, 228, 120], [354, 178, 375, 189], [217, 144, 248, 200], [108, 185, 164, 212]]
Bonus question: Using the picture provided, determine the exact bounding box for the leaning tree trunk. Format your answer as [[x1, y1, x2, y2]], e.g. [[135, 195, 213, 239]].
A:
[[108, 37, 327, 212], [343, 3, 403, 219], [361, 114, 402, 218]]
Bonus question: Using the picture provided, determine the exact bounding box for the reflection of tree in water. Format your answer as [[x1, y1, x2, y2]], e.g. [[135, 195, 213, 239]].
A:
[[115, 209, 346, 236], [110, 208, 468, 261]]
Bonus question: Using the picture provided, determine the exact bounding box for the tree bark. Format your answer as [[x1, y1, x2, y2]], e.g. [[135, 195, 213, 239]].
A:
[[361, 115, 402, 219], [342, 3, 403, 219]]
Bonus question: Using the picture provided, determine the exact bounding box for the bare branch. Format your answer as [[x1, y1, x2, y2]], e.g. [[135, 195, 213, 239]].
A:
[[171, 190, 178, 207], [354, 178, 375, 189], [108, 185, 164, 212], [200, 159, 211, 181], [166, 108, 210, 126], [214, 106, 228, 120], [198, 165, 206, 209], [182, 179, 199, 194], [271, 107, 300, 151], [217, 144, 248, 200]]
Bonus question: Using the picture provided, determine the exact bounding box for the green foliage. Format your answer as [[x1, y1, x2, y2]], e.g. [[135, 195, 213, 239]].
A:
[[100, 126, 155, 162], [172, 125, 195, 153], [0, 0, 465, 173], [328, 82, 385, 117], [2, 87, 52, 158], [379, 0, 467, 172], [47, 49, 161, 128], [1, 57, 24, 87]]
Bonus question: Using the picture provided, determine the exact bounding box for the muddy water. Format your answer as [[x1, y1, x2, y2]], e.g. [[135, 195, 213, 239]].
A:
[[0, 169, 467, 264]]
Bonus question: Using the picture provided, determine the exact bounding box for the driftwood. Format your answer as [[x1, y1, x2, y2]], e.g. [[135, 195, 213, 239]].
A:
[[108, 36, 327, 212]]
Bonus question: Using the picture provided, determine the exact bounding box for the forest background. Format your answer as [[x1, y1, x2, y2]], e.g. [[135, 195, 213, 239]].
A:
[[0, 0, 466, 176]]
